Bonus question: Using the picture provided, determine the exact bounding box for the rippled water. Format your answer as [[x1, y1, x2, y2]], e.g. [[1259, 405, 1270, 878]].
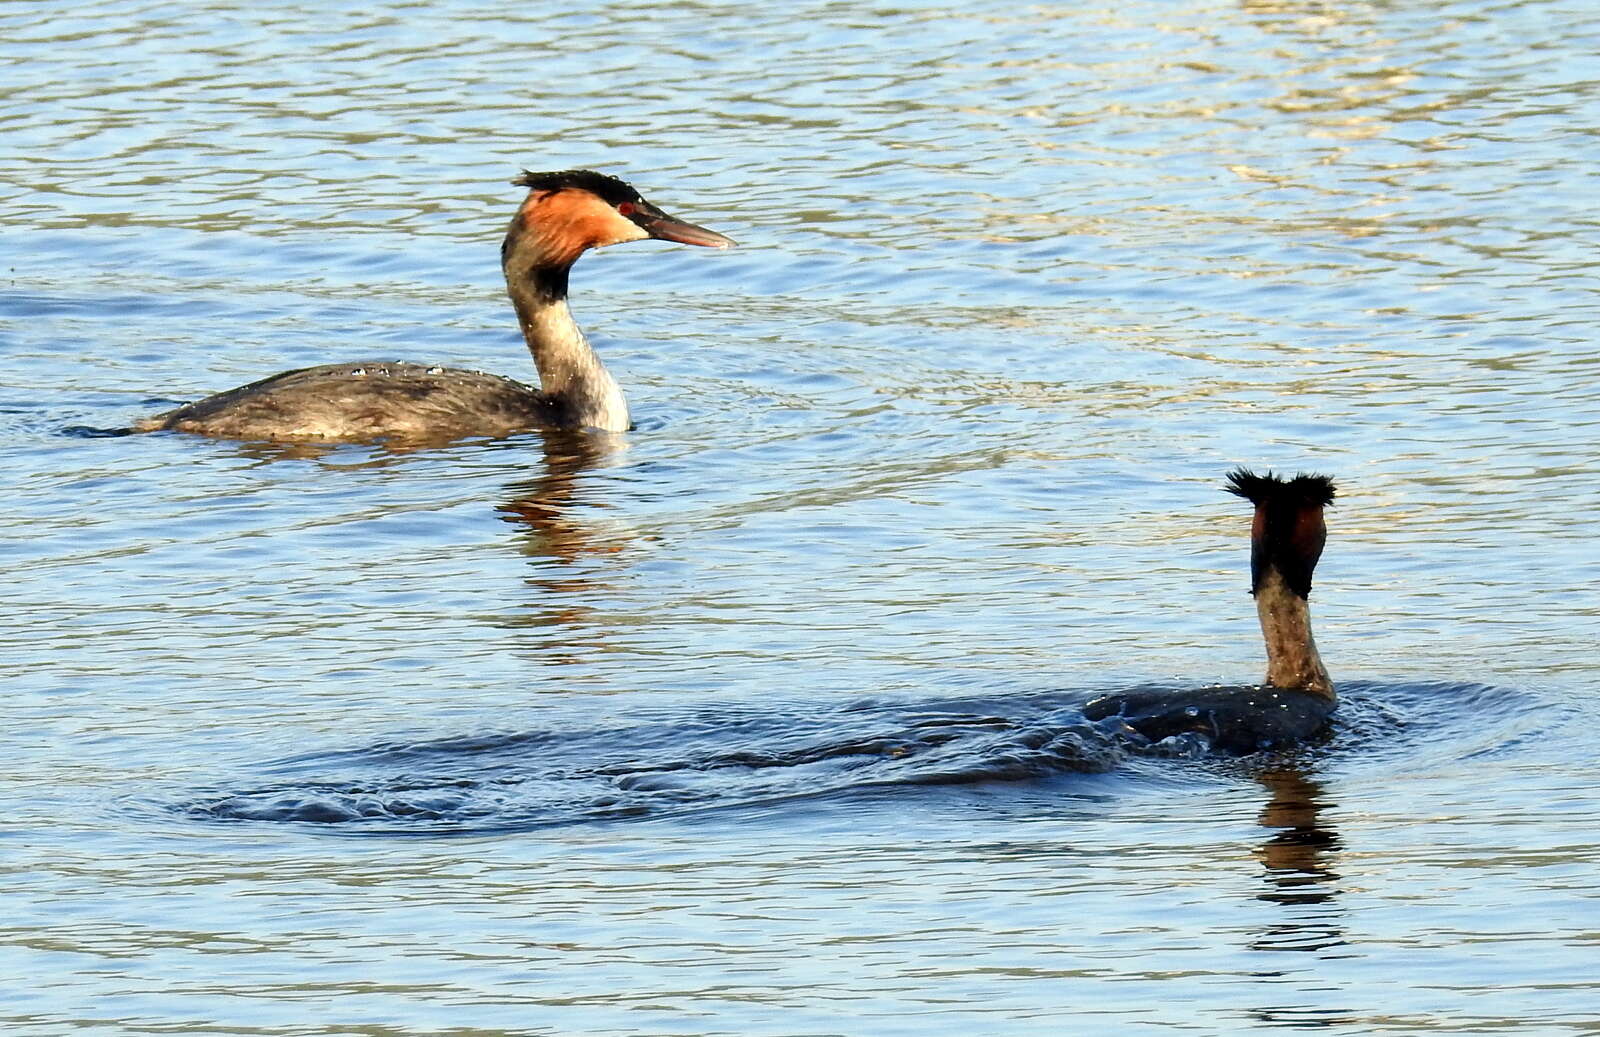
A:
[[4, 0, 1599, 1032]]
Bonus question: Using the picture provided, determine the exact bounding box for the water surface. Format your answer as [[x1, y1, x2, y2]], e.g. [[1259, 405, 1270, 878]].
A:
[[3, 0, 1599, 1032]]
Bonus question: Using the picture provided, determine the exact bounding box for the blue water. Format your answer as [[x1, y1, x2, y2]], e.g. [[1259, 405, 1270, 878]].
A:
[[4, 0, 1600, 1032]]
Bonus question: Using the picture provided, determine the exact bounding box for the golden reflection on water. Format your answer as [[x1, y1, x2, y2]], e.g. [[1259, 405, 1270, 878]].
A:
[[1247, 766, 1353, 1026], [496, 428, 629, 564], [1253, 766, 1343, 936], [495, 428, 632, 649]]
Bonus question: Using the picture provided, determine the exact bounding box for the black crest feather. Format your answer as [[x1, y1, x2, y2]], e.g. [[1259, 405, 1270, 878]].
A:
[[511, 169, 642, 206], [1224, 468, 1336, 508], [1225, 467, 1336, 598]]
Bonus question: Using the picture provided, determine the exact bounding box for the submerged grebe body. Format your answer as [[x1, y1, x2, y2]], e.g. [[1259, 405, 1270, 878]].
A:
[[136, 170, 734, 442], [1083, 468, 1338, 754]]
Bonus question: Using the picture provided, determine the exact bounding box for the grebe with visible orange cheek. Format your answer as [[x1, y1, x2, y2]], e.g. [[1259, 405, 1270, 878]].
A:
[[136, 170, 734, 442]]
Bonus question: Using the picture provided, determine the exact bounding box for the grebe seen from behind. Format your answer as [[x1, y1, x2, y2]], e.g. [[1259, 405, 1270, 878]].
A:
[[136, 170, 734, 442], [1083, 468, 1338, 754]]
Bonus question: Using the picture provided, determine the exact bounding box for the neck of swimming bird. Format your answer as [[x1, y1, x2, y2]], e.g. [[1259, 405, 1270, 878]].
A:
[[504, 264, 630, 433], [1255, 568, 1334, 701]]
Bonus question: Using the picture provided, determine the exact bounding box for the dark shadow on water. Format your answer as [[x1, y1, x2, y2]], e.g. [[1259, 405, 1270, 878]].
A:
[[58, 396, 185, 439], [61, 423, 137, 438]]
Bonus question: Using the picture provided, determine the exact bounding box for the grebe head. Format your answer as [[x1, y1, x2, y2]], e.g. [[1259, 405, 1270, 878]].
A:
[[505, 169, 735, 270], [1225, 468, 1336, 600]]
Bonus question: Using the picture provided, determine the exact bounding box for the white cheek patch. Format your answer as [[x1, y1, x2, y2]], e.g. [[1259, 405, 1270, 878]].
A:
[[595, 210, 650, 247]]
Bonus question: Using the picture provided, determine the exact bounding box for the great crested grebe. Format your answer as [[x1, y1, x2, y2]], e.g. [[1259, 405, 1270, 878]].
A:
[[1083, 468, 1338, 754], [134, 170, 734, 442]]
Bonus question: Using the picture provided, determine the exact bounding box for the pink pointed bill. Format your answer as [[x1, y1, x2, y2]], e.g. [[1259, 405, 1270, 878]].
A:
[[636, 211, 736, 249]]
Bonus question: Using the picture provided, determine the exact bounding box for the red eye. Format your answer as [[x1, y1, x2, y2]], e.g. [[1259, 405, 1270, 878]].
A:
[[618, 202, 636, 216]]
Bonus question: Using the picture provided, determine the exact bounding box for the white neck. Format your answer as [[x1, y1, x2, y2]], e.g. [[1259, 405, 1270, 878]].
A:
[[505, 272, 629, 433]]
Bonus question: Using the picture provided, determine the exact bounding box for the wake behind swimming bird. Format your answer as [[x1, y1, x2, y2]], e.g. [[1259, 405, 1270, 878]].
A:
[[178, 699, 1129, 832], [173, 468, 1349, 833]]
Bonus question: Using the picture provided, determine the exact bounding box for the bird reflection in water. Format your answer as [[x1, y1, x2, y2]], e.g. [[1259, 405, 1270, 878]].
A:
[[1251, 767, 1344, 952], [494, 427, 632, 647], [1245, 766, 1354, 1028]]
